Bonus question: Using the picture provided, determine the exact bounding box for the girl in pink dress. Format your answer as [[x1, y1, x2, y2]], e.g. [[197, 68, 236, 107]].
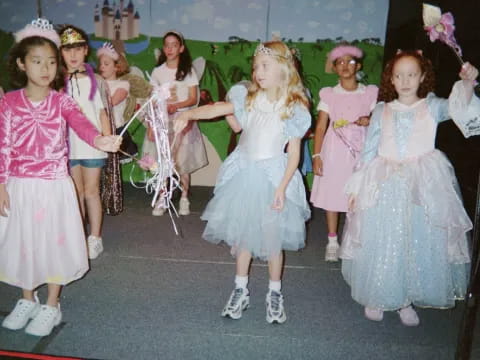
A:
[[0, 20, 120, 337], [310, 45, 378, 262]]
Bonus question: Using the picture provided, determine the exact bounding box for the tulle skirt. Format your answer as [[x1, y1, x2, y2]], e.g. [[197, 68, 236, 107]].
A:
[[341, 150, 471, 310], [202, 158, 310, 261], [0, 177, 89, 290]]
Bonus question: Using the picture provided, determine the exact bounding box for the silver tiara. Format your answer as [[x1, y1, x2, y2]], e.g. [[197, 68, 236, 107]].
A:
[[31, 18, 54, 31], [254, 43, 292, 60]]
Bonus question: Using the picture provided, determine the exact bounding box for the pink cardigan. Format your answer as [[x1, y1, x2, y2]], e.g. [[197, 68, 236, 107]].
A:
[[0, 89, 100, 183]]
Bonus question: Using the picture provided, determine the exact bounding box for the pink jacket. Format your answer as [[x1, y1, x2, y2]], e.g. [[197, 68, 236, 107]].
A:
[[0, 89, 100, 183]]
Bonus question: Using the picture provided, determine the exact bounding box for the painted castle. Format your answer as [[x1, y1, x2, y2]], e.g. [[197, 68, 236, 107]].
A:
[[94, 0, 140, 40]]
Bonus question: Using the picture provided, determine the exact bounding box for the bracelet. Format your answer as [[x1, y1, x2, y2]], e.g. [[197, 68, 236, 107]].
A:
[[312, 153, 321, 159]]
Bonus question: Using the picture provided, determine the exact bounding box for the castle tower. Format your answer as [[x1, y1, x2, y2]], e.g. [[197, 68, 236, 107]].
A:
[[133, 11, 140, 38]]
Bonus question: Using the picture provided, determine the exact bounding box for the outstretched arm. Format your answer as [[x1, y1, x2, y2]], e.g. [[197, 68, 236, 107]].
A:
[[174, 102, 235, 133]]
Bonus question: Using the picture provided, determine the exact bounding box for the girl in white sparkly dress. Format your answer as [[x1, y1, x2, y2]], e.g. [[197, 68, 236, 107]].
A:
[[175, 41, 311, 324], [341, 50, 479, 326]]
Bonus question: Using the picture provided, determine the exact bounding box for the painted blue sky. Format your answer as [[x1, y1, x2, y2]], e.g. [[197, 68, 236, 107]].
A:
[[2, 0, 388, 42]]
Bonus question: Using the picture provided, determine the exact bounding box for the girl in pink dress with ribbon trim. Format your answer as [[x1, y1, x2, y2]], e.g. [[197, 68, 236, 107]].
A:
[[310, 45, 378, 262], [0, 19, 120, 337]]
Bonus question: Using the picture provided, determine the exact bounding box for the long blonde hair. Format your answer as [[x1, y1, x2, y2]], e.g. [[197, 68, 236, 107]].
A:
[[246, 41, 309, 120]]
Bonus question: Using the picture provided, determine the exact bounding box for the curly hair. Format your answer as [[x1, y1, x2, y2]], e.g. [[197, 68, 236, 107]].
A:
[[246, 41, 310, 120], [8, 36, 63, 90], [156, 31, 192, 82], [378, 50, 435, 103]]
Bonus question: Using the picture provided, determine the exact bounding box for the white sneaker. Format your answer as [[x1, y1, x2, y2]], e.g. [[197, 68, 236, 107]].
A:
[[87, 235, 103, 260], [2, 297, 40, 330], [25, 304, 62, 337], [178, 197, 190, 216], [365, 307, 384, 321], [152, 195, 166, 216], [221, 288, 250, 319], [325, 241, 339, 262], [398, 306, 420, 326], [266, 290, 287, 324]]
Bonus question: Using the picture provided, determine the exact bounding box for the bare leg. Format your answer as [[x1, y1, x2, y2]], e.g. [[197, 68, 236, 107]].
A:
[[22, 289, 35, 302], [82, 167, 103, 237], [326, 210, 339, 234], [236, 249, 252, 276], [268, 251, 284, 281], [180, 173, 190, 198], [70, 165, 85, 218], [46, 284, 61, 307]]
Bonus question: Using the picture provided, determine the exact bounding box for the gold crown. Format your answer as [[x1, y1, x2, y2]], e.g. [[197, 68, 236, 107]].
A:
[[60, 27, 86, 46]]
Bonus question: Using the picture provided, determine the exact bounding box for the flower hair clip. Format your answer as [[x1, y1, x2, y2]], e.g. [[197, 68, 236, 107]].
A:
[[97, 42, 119, 61], [14, 18, 61, 47]]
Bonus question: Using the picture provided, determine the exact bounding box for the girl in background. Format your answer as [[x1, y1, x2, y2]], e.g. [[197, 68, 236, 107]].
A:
[[310, 45, 378, 262], [0, 19, 120, 337], [144, 30, 207, 216], [58, 25, 122, 260], [97, 42, 138, 163], [175, 41, 311, 324], [341, 51, 478, 326]]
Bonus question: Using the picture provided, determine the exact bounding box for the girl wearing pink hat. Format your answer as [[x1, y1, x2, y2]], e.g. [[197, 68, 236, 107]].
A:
[[310, 45, 378, 261]]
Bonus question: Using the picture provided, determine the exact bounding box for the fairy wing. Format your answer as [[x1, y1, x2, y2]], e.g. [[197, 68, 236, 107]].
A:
[[422, 3, 442, 27]]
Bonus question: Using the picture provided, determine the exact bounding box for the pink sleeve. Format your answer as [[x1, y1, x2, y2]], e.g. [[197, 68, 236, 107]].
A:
[[0, 97, 11, 184], [60, 93, 100, 147]]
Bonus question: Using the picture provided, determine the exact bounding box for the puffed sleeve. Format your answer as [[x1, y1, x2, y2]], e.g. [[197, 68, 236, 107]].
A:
[[426, 93, 449, 124], [448, 80, 480, 137], [0, 97, 12, 184], [60, 93, 100, 147], [226, 84, 248, 128], [316, 87, 331, 113], [285, 104, 311, 139], [344, 103, 383, 196]]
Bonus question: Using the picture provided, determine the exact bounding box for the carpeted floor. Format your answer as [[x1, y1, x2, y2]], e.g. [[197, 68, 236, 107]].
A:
[[0, 186, 479, 360]]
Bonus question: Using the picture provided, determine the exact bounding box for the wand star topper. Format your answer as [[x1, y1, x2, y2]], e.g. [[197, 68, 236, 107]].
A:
[[422, 3, 463, 64]]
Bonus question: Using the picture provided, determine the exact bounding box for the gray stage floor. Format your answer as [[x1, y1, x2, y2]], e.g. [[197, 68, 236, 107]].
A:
[[0, 186, 479, 360]]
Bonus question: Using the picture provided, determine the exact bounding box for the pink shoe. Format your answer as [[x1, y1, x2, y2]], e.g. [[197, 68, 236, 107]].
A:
[[397, 306, 420, 326], [364, 307, 384, 321]]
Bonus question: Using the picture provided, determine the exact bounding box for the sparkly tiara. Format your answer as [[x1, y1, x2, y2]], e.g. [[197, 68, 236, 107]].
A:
[[60, 27, 87, 46], [254, 43, 292, 60], [97, 42, 119, 61], [14, 18, 61, 47]]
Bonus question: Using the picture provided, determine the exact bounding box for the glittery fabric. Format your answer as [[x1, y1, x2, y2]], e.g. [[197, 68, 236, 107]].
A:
[[0, 89, 99, 184], [340, 85, 479, 310], [97, 76, 123, 215]]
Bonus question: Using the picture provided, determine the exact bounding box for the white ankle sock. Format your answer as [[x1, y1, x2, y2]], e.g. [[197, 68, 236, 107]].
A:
[[328, 235, 338, 245], [235, 275, 248, 289], [268, 280, 281, 293]]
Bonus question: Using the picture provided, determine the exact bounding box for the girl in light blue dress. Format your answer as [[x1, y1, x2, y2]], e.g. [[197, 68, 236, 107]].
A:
[[341, 50, 480, 326], [175, 41, 311, 324]]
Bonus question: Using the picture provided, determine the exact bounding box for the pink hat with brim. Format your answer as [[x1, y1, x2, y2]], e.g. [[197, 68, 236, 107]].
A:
[[325, 45, 363, 73]]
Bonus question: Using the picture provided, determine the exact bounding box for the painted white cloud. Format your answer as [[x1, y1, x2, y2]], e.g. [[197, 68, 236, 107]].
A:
[[214, 16, 231, 29], [77, 1, 86, 7], [238, 23, 251, 33], [67, 13, 75, 19], [248, 3, 262, 10], [307, 21, 320, 28], [313, 1, 320, 6], [363, 1, 376, 15], [357, 21, 368, 34], [326, 0, 354, 11], [181, 14, 189, 25], [340, 12, 353, 21], [156, 19, 167, 25], [10, 15, 22, 24], [185, 0, 215, 22]]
